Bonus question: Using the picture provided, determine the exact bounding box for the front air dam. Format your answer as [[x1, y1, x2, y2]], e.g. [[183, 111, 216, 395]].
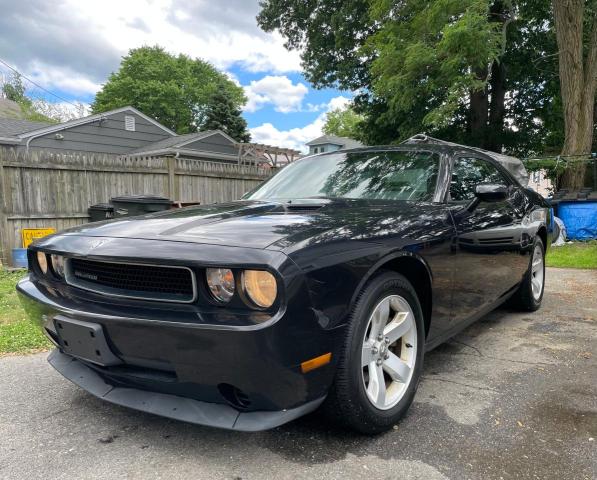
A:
[[48, 349, 326, 431]]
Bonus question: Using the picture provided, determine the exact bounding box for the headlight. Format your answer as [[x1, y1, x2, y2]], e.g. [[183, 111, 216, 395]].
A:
[[530, 208, 547, 223], [36, 252, 48, 274], [206, 268, 235, 303], [51, 254, 65, 277], [242, 270, 277, 308]]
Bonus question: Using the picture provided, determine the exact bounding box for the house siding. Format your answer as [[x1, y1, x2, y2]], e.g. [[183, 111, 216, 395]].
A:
[[309, 143, 342, 154], [184, 133, 238, 156], [26, 112, 172, 154]]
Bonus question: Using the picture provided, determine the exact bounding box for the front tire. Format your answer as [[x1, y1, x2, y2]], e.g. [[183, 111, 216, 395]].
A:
[[323, 272, 425, 434], [511, 237, 545, 311]]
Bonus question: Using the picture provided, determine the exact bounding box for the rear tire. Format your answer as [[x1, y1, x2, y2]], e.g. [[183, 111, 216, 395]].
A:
[[552, 220, 560, 245], [510, 237, 545, 311], [323, 271, 425, 434]]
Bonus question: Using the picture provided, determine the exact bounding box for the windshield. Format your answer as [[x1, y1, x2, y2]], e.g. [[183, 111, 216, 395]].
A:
[[246, 150, 440, 201]]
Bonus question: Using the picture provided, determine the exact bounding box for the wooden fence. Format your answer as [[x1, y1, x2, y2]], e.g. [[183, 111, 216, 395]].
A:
[[0, 147, 273, 266]]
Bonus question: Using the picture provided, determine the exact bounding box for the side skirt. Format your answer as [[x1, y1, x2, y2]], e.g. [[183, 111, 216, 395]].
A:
[[424, 285, 518, 352]]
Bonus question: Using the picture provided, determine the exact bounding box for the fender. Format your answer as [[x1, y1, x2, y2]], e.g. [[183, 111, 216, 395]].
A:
[[347, 249, 433, 315]]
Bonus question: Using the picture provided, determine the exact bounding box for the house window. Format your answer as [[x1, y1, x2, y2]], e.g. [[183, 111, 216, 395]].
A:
[[124, 115, 136, 132]]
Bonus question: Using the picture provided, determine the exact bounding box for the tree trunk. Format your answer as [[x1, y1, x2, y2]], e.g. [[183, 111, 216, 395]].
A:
[[487, 59, 506, 152], [553, 0, 597, 190], [484, 0, 510, 153], [469, 66, 489, 148]]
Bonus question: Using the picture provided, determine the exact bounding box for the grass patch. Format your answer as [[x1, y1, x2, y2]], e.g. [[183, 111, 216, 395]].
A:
[[546, 241, 597, 269], [0, 268, 51, 355]]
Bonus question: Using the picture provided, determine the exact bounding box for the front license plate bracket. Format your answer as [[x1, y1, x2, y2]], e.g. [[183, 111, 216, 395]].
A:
[[53, 316, 122, 366]]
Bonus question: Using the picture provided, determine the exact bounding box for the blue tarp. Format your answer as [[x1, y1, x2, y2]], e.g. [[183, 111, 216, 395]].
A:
[[558, 201, 597, 240]]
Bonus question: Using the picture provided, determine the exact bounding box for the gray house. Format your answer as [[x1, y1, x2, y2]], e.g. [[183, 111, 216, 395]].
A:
[[305, 134, 363, 155], [0, 105, 255, 163], [128, 130, 241, 162]]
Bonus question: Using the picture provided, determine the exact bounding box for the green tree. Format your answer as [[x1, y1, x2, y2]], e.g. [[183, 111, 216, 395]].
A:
[[367, 0, 509, 150], [2, 73, 26, 102], [258, 0, 373, 92], [258, 1, 571, 158], [92, 46, 247, 135], [1, 73, 57, 123], [199, 85, 251, 142], [322, 107, 363, 139]]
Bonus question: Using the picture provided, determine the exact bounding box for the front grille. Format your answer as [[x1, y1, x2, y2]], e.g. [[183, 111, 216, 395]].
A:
[[66, 258, 196, 303], [478, 236, 513, 245]]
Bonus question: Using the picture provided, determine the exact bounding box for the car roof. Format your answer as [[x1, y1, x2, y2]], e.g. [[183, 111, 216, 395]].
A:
[[331, 140, 528, 186], [337, 143, 472, 155]]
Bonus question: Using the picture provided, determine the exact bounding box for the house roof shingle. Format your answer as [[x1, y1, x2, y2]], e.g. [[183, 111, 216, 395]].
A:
[[128, 131, 220, 154], [0, 118, 52, 137], [15, 105, 177, 139]]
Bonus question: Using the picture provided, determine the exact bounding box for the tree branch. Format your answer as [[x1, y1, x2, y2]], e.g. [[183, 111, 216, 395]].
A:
[[499, 1, 515, 58]]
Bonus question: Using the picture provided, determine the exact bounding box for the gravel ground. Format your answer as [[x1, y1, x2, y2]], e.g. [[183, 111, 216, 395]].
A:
[[0, 267, 595, 480]]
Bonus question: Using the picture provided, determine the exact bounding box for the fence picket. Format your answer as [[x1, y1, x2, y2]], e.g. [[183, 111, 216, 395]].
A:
[[0, 147, 273, 265]]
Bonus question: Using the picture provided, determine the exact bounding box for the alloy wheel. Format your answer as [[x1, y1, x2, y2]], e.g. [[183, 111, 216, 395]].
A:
[[361, 295, 417, 410], [531, 243, 544, 301]]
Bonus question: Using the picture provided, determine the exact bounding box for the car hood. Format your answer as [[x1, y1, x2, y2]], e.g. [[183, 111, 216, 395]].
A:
[[57, 199, 440, 251]]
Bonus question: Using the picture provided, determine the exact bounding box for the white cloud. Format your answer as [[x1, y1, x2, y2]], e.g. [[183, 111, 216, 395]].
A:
[[250, 96, 352, 152], [304, 103, 326, 112], [303, 96, 352, 113], [27, 62, 103, 96], [327, 96, 351, 111], [251, 118, 325, 153], [244, 76, 308, 113], [224, 71, 241, 87], [0, 0, 354, 146], [0, 0, 302, 101]]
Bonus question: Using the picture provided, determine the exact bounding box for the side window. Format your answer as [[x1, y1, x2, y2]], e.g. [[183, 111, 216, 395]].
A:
[[449, 157, 508, 202]]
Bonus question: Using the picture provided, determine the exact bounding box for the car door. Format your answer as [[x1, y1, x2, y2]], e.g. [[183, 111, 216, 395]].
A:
[[447, 154, 527, 323]]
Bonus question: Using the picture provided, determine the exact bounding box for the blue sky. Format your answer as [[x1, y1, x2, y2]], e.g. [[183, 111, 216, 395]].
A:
[[0, 0, 351, 151], [236, 70, 344, 131]]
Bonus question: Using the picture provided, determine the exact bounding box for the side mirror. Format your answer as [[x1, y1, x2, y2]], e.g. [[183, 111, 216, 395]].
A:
[[474, 183, 508, 202], [454, 183, 509, 219]]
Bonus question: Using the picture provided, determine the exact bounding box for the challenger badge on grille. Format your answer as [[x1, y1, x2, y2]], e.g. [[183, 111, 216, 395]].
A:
[[74, 270, 98, 281]]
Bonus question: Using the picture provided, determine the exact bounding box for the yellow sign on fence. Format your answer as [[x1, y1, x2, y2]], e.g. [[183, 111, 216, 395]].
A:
[[22, 228, 56, 248]]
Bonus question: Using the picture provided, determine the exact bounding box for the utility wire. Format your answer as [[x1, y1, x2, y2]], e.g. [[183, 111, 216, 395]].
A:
[[522, 153, 596, 162], [0, 57, 79, 108], [526, 153, 596, 159]]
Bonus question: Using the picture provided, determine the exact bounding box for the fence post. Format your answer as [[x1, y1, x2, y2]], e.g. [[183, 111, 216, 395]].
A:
[[167, 156, 180, 200], [0, 148, 10, 266]]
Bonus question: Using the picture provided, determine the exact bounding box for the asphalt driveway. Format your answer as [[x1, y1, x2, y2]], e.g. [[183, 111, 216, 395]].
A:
[[1, 268, 595, 480]]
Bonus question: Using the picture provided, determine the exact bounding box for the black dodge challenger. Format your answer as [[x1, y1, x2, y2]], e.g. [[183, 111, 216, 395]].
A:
[[17, 137, 552, 433]]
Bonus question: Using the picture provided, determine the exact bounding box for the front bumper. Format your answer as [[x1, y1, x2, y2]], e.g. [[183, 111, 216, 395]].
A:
[[17, 276, 339, 430], [48, 349, 325, 431]]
